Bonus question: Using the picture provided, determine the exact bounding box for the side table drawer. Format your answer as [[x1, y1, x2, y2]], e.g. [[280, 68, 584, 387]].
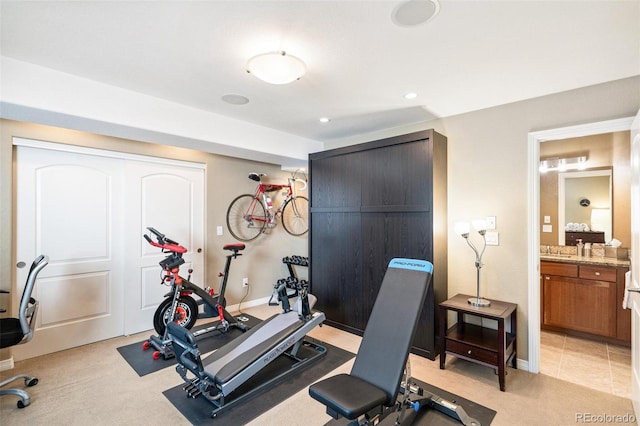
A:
[[446, 339, 498, 365]]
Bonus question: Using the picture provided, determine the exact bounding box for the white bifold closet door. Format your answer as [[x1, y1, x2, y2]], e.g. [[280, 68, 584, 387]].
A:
[[14, 140, 204, 360]]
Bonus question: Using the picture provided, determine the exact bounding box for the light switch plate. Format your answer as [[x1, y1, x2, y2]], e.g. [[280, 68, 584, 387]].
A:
[[485, 231, 499, 245], [542, 224, 552, 233], [544, 215, 551, 224], [486, 216, 496, 230], [216, 226, 223, 236]]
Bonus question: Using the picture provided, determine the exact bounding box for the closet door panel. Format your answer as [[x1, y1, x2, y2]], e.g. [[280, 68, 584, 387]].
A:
[[310, 212, 363, 330], [311, 152, 363, 209], [361, 140, 432, 210], [361, 212, 433, 333], [361, 212, 432, 270]]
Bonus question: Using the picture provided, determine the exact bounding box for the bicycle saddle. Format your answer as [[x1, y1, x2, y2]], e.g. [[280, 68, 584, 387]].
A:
[[248, 173, 262, 182], [223, 243, 246, 252]]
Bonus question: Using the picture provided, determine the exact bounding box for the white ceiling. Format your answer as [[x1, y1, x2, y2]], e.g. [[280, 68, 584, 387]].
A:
[[1, 0, 639, 145]]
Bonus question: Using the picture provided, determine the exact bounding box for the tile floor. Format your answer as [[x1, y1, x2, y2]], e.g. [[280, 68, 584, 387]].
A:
[[539, 330, 632, 398]]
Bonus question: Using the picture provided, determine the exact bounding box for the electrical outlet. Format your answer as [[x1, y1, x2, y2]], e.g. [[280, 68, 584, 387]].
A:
[[242, 277, 249, 288]]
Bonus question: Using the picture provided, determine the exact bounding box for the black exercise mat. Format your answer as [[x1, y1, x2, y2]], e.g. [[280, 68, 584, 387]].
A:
[[398, 379, 496, 425], [327, 378, 496, 426], [117, 314, 262, 377], [163, 339, 354, 425]]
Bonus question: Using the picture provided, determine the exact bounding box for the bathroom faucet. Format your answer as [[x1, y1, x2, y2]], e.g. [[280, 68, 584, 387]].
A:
[[546, 245, 551, 254]]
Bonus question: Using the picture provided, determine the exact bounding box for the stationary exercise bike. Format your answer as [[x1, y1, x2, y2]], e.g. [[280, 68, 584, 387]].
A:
[[142, 227, 248, 360]]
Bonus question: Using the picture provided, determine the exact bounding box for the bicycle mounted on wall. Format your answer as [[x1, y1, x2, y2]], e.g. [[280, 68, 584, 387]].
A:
[[226, 169, 309, 241], [142, 227, 248, 360]]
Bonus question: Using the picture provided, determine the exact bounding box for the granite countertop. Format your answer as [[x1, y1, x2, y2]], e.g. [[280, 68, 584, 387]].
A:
[[540, 253, 630, 267]]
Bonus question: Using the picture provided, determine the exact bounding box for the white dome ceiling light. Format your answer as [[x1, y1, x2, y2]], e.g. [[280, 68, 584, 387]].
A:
[[246, 51, 306, 85]]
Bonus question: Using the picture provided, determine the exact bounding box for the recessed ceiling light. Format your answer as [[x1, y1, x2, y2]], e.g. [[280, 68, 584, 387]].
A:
[[319, 117, 330, 123], [392, 0, 440, 27], [404, 92, 418, 100], [221, 94, 250, 105]]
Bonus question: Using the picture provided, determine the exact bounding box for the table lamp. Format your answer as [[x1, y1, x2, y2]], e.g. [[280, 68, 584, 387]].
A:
[[454, 219, 491, 307]]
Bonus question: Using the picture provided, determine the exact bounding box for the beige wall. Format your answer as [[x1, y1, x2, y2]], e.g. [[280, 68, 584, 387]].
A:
[[323, 75, 640, 362], [539, 131, 631, 247], [0, 119, 308, 312]]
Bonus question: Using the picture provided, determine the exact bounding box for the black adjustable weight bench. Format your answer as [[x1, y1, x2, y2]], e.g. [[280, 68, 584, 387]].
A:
[[309, 258, 481, 426], [309, 258, 433, 422]]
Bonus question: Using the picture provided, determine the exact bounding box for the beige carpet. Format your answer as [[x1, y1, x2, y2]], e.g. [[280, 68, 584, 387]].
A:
[[1, 303, 636, 426]]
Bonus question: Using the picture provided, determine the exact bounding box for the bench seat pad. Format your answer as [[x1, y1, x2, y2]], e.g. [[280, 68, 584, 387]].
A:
[[309, 373, 387, 420]]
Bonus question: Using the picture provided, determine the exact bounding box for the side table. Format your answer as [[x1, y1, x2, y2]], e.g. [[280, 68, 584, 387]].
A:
[[439, 293, 517, 391]]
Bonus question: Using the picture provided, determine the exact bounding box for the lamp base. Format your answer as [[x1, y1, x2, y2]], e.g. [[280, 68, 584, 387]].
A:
[[468, 297, 491, 307]]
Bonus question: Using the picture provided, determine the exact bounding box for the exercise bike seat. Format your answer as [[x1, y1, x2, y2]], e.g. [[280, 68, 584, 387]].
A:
[[223, 243, 245, 253]]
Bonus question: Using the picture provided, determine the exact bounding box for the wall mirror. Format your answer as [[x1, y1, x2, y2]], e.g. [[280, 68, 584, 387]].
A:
[[558, 169, 612, 245]]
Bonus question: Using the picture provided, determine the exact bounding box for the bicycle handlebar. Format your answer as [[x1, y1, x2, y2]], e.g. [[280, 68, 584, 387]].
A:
[[293, 178, 307, 192], [144, 227, 187, 254]]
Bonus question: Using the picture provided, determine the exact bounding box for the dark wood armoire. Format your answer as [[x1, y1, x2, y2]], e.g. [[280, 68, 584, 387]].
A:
[[309, 129, 447, 359]]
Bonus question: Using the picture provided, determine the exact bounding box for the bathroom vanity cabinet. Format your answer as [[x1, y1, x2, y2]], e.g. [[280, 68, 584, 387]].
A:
[[541, 259, 630, 344]]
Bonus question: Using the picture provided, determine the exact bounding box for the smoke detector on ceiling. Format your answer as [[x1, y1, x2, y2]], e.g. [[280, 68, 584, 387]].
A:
[[392, 0, 440, 27]]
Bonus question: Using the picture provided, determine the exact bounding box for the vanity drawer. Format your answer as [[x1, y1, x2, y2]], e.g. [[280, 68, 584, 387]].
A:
[[579, 265, 617, 282], [540, 262, 578, 277]]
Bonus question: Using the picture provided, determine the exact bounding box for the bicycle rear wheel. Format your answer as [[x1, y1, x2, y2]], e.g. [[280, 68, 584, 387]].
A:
[[282, 196, 309, 236], [226, 194, 267, 241]]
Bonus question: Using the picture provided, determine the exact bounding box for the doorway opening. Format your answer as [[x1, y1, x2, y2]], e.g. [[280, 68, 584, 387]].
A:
[[527, 117, 634, 380]]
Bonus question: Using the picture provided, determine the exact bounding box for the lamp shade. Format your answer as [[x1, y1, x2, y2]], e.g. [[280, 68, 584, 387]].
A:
[[472, 219, 487, 232], [246, 51, 306, 85], [454, 222, 470, 236]]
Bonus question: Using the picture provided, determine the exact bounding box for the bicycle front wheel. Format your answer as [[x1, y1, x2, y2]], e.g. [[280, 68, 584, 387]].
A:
[[226, 194, 267, 241], [153, 296, 199, 336], [282, 196, 309, 236]]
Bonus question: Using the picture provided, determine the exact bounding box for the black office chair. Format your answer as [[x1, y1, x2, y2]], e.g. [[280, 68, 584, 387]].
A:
[[0, 255, 49, 408]]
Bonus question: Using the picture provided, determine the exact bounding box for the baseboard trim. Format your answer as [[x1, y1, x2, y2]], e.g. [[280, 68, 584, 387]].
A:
[[517, 358, 529, 372], [228, 296, 271, 313], [0, 356, 14, 371]]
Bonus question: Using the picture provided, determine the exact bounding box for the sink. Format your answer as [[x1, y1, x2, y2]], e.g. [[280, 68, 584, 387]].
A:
[[542, 253, 573, 258]]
